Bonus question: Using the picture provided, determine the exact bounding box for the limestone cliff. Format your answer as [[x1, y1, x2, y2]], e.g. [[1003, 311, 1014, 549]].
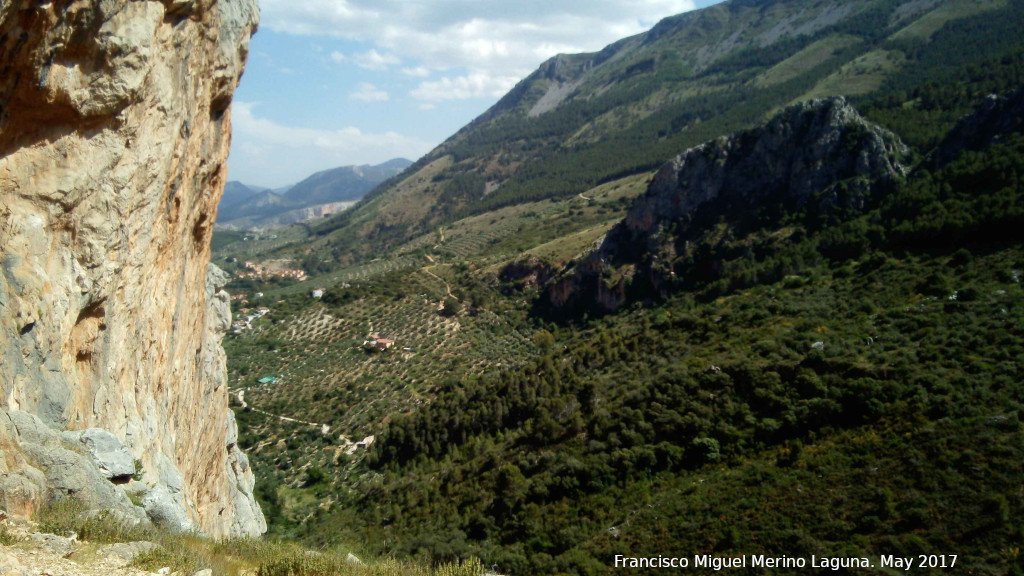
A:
[[543, 97, 910, 315], [0, 0, 264, 536]]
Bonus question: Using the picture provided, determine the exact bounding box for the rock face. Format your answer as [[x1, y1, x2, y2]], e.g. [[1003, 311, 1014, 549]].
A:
[[0, 0, 264, 537], [544, 97, 909, 315], [607, 97, 908, 259], [61, 428, 137, 481], [0, 410, 147, 523], [931, 88, 1024, 169]]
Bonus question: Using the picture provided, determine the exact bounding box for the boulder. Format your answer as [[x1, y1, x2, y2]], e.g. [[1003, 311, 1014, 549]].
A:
[[29, 533, 74, 559], [61, 429, 136, 481], [142, 485, 193, 534]]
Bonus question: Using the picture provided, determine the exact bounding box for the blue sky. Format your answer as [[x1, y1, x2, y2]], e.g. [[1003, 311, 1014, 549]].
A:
[[227, 0, 723, 188]]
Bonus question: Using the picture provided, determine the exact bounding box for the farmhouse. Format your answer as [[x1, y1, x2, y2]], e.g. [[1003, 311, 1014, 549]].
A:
[[363, 335, 396, 351]]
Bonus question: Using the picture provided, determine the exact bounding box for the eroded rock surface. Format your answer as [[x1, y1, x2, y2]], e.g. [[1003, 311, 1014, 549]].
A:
[[0, 0, 263, 536], [544, 97, 910, 315]]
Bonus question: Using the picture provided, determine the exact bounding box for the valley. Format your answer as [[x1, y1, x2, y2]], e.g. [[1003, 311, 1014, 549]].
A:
[[210, 0, 1024, 574]]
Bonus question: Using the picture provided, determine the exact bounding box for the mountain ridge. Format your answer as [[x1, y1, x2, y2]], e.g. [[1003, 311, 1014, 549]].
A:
[[297, 0, 1019, 264], [543, 96, 910, 315], [217, 158, 412, 229]]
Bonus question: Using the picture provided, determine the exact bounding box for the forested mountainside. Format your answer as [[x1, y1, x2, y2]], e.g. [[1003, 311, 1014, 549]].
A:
[[215, 1, 1024, 574], [282, 0, 1024, 267], [272, 91, 1022, 576]]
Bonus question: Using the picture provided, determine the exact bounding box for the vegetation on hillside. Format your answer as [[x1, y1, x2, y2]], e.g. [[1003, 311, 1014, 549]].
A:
[[274, 0, 1024, 267], [213, 1, 1024, 575]]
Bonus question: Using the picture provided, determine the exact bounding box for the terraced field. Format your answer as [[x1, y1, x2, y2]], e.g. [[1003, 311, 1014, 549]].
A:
[[226, 289, 534, 436], [215, 172, 653, 527]]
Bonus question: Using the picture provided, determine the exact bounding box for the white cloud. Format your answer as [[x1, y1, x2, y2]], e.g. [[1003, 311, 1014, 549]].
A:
[[260, 0, 699, 100], [227, 102, 432, 187], [352, 49, 401, 70], [401, 66, 431, 78], [411, 73, 520, 102], [350, 82, 389, 102], [330, 50, 345, 63]]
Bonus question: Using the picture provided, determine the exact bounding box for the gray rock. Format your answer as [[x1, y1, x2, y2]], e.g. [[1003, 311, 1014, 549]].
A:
[[193, 569, 213, 576], [142, 484, 193, 533], [5, 411, 61, 449], [0, 411, 143, 521], [20, 443, 145, 522], [30, 532, 75, 558], [224, 411, 267, 537], [121, 480, 149, 498], [546, 97, 910, 314], [61, 429, 136, 480], [932, 88, 1024, 169], [618, 97, 908, 251], [155, 454, 185, 493]]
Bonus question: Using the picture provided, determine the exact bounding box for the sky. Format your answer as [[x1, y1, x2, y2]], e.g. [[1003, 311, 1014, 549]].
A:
[[226, 0, 723, 188]]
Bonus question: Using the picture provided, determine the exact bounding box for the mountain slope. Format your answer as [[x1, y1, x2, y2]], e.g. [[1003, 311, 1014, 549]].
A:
[[349, 91, 1024, 576], [543, 96, 910, 315], [221, 181, 268, 212], [216, 1, 1024, 572], [216, 159, 411, 229], [283, 159, 413, 206], [301, 0, 1022, 264]]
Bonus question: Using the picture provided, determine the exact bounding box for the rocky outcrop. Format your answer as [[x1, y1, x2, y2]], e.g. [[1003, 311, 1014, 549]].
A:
[[499, 256, 557, 293], [931, 88, 1024, 169], [607, 97, 908, 258], [544, 97, 909, 315], [0, 410, 147, 523], [61, 428, 137, 481], [0, 0, 263, 536]]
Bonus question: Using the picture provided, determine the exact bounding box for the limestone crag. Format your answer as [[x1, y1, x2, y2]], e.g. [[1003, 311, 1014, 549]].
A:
[[0, 0, 263, 536], [608, 97, 908, 258], [544, 98, 910, 314], [931, 88, 1024, 169], [0, 409, 147, 523]]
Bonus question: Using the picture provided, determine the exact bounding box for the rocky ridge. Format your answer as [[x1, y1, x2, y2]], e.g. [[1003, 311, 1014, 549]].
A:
[[544, 97, 910, 314], [0, 0, 263, 536], [931, 88, 1024, 168]]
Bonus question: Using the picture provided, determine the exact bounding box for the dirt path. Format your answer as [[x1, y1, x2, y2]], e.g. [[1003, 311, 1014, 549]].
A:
[[422, 266, 458, 300], [432, 227, 446, 249], [236, 388, 330, 435]]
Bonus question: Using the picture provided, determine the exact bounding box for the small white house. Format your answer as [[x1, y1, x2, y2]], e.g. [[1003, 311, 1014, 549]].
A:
[[311, 289, 324, 299]]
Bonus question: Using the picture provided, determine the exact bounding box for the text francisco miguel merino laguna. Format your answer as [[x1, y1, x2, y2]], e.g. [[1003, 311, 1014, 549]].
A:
[[612, 553, 950, 570]]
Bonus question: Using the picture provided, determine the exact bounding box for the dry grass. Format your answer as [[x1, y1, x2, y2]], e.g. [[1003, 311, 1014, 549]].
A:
[[756, 35, 862, 87], [35, 498, 484, 576], [888, 0, 1007, 42]]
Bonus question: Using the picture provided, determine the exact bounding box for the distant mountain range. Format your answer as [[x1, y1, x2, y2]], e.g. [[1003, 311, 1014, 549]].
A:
[[216, 158, 412, 229]]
